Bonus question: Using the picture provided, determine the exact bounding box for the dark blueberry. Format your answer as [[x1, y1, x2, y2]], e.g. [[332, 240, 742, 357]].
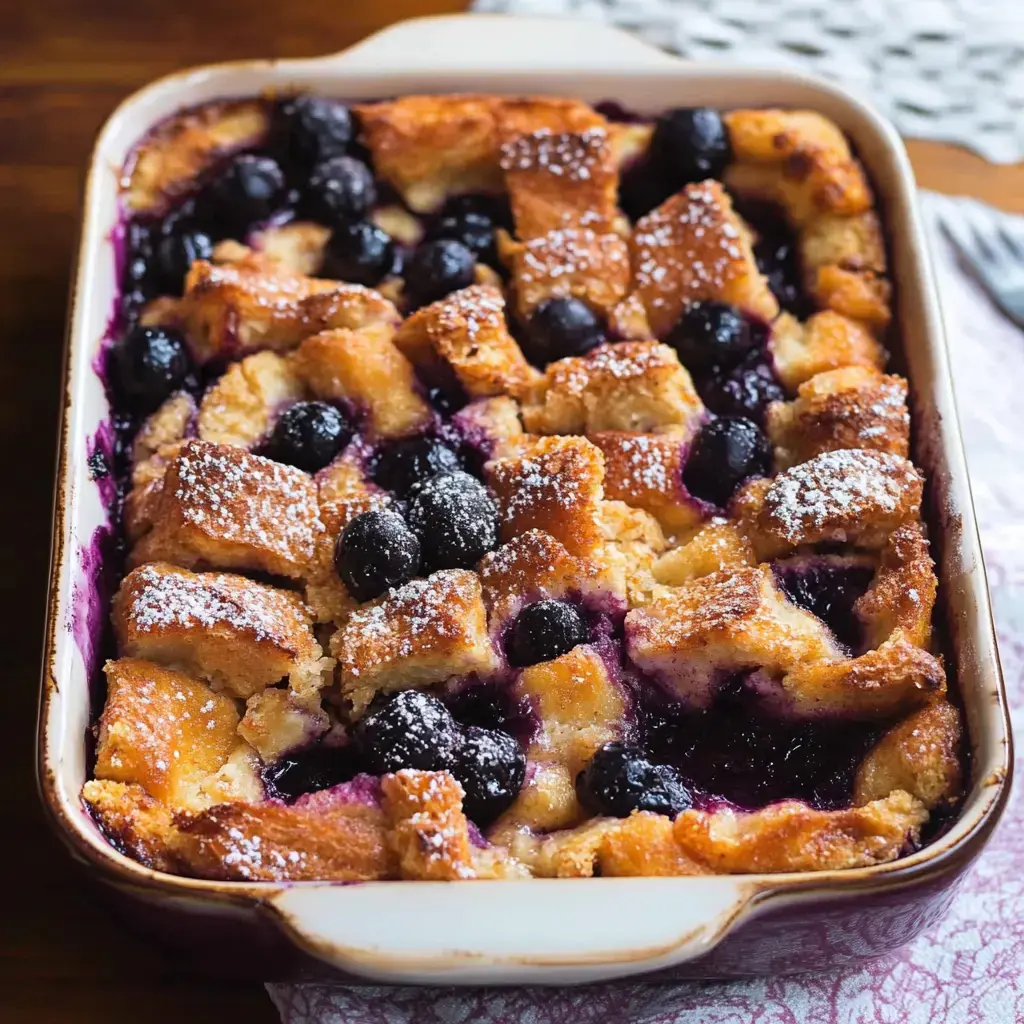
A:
[[302, 155, 376, 226], [651, 108, 731, 186], [430, 211, 497, 267], [372, 436, 462, 496], [334, 508, 422, 601], [678, 694, 881, 810], [639, 699, 701, 766], [323, 221, 395, 286], [121, 220, 157, 319], [111, 325, 191, 414], [153, 226, 213, 293], [755, 235, 807, 316], [406, 470, 499, 570], [700, 357, 787, 423], [441, 194, 513, 230], [773, 561, 875, 651], [404, 239, 477, 308], [87, 449, 110, 482], [450, 726, 526, 825], [353, 690, 460, 775], [667, 301, 757, 374], [275, 95, 354, 172], [507, 600, 589, 667], [265, 401, 352, 473], [618, 163, 676, 222], [527, 297, 605, 364], [202, 155, 286, 237], [445, 680, 521, 734], [576, 742, 692, 819], [263, 743, 358, 801], [682, 416, 772, 508]]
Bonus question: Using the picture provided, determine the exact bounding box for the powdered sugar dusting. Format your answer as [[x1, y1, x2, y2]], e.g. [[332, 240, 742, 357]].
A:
[[431, 285, 504, 343], [517, 228, 628, 286], [764, 449, 921, 541], [606, 433, 677, 494], [500, 128, 608, 180], [172, 440, 322, 567], [340, 570, 487, 678], [496, 451, 584, 528], [554, 342, 671, 397], [631, 181, 746, 316], [124, 564, 305, 642]]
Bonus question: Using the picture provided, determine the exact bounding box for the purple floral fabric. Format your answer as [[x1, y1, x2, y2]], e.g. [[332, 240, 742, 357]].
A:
[[267, 193, 1024, 1023]]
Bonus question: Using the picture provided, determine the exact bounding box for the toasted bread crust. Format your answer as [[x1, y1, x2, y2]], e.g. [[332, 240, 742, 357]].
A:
[[114, 561, 330, 700], [522, 341, 705, 435], [125, 100, 270, 213], [624, 181, 778, 338], [333, 569, 498, 713], [129, 440, 323, 579], [180, 257, 400, 363], [394, 285, 539, 400]]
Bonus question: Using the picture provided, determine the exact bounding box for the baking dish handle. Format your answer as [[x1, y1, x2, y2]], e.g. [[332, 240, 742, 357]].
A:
[[321, 14, 683, 73], [264, 877, 757, 984]]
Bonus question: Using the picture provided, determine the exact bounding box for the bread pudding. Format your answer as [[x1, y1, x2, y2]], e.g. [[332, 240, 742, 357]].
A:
[[83, 91, 963, 882]]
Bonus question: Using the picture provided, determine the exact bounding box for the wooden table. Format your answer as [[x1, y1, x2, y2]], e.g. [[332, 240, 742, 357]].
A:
[[2, 2, 1021, 1021]]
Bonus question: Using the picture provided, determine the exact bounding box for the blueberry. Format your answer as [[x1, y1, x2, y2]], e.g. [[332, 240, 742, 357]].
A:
[[507, 600, 589, 667], [682, 416, 772, 508], [323, 221, 395, 286], [700, 357, 786, 423], [335, 508, 421, 601], [153, 226, 213, 293], [262, 743, 358, 802], [527, 297, 605, 365], [773, 562, 875, 651], [429, 195, 510, 268], [651, 108, 731, 186], [667, 301, 757, 374], [755, 235, 808, 316], [302, 155, 376, 226], [581, 745, 692, 815], [618, 163, 676, 222], [121, 220, 157, 320], [442, 194, 513, 229], [372, 436, 462, 496], [449, 726, 525, 825], [111, 325, 191, 414], [275, 95, 354, 173], [265, 401, 352, 473], [445, 680, 521, 734], [353, 690, 460, 774], [404, 239, 477, 308], [430, 211, 498, 266], [576, 742, 692, 818], [201, 154, 286, 237], [406, 470, 498, 570]]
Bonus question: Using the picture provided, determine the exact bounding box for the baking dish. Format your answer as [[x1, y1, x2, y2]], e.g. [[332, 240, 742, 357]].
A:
[[38, 13, 1012, 984]]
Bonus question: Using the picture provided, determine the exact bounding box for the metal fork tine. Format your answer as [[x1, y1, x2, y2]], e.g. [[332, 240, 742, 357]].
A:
[[968, 222, 1003, 268], [941, 215, 990, 279], [938, 203, 1024, 330], [998, 226, 1024, 261]]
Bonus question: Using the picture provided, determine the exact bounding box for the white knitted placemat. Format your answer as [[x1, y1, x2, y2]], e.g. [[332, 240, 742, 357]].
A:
[[471, 0, 1024, 163]]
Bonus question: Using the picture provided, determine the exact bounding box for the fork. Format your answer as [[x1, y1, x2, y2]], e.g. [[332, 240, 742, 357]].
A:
[[938, 199, 1024, 330]]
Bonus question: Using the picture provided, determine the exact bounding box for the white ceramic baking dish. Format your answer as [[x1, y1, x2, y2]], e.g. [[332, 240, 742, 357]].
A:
[[38, 13, 1012, 985]]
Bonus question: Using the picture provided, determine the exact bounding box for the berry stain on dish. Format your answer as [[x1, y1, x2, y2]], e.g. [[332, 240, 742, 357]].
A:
[[78, 87, 963, 887]]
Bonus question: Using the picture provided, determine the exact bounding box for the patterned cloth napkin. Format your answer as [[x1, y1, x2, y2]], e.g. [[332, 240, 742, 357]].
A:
[[267, 192, 1024, 1023]]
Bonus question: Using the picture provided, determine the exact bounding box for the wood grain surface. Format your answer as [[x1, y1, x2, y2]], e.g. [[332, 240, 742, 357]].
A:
[[2, 2, 1021, 1021]]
